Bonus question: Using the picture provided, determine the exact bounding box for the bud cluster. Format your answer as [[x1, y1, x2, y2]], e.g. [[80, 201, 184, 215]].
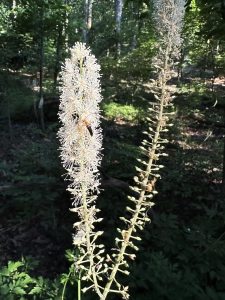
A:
[[153, 0, 185, 57]]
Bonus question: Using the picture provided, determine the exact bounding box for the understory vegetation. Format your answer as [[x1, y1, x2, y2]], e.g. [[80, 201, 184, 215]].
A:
[[1, 0, 225, 299]]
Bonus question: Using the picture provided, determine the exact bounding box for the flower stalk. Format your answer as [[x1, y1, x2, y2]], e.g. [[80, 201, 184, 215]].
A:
[[58, 43, 105, 298], [102, 0, 185, 299]]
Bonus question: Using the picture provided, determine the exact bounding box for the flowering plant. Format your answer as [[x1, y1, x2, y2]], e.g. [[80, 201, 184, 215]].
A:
[[58, 0, 185, 296]]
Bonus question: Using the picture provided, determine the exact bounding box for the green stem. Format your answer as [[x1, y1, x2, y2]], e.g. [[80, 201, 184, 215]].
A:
[[61, 270, 71, 300]]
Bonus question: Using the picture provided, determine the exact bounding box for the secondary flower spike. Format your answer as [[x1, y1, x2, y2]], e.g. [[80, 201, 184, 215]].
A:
[[58, 43, 103, 207]]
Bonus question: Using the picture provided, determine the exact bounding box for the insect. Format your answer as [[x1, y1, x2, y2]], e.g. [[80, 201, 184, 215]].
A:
[[82, 119, 93, 136], [72, 112, 94, 136]]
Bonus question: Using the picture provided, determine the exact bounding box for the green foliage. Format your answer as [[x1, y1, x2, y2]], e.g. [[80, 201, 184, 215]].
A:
[[0, 257, 62, 300], [182, 0, 225, 77], [102, 102, 143, 123], [112, 205, 225, 300]]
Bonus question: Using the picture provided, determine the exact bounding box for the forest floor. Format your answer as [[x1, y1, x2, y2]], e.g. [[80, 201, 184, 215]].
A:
[[0, 74, 225, 280], [0, 122, 72, 279]]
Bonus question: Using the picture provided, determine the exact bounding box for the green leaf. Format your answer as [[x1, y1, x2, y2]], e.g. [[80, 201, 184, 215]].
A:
[[0, 285, 11, 295], [37, 276, 44, 286], [12, 286, 26, 295], [29, 286, 42, 295], [8, 261, 23, 273], [0, 268, 10, 276]]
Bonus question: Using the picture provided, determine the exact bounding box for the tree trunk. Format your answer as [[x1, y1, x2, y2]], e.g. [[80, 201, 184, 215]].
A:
[[130, 3, 138, 51], [82, 0, 88, 42], [115, 0, 123, 59], [54, 26, 63, 90], [38, 0, 45, 132], [64, 0, 69, 51], [87, 0, 92, 29]]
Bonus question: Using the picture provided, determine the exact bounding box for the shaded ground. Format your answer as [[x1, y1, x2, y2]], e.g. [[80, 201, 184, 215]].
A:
[[0, 124, 73, 279]]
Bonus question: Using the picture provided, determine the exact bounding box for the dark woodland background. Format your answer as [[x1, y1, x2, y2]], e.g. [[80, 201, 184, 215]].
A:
[[1, 0, 225, 299]]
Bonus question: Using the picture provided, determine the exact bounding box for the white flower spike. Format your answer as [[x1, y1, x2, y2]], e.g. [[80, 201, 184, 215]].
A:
[[58, 42, 103, 208]]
